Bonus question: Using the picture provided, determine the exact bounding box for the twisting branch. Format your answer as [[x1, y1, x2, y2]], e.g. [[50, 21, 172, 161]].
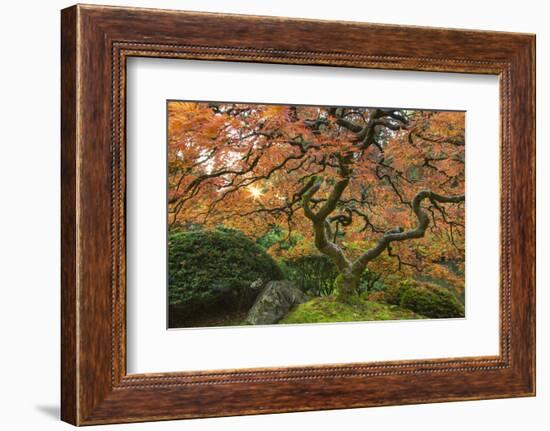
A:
[[351, 190, 464, 277], [350, 208, 385, 234], [328, 208, 353, 242], [301, 164, 353, 273], [327, 107, 409, 151]]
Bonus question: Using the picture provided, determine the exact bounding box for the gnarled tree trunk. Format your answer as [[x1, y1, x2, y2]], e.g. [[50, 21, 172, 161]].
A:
[[302, 174, 464, 304], [334, 272, 360, 303]]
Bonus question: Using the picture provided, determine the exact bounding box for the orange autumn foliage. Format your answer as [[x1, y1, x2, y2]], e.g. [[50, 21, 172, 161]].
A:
[[168, 102, 465, 289]]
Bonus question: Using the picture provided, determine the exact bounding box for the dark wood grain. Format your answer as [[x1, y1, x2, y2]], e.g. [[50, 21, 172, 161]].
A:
[[60, 5, 78, 425], [61, 4, 536, 425]]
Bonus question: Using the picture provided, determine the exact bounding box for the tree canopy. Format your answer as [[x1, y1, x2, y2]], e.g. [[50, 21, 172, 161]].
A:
[[168, 102, 465, 302]]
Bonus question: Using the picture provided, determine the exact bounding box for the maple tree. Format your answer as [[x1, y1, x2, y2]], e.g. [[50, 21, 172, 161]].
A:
[[168, 102, 465, 303]]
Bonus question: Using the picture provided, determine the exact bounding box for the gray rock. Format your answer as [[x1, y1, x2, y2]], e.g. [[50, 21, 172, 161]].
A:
[[249, 278, 265, 291], [245, 280, 309, 325]]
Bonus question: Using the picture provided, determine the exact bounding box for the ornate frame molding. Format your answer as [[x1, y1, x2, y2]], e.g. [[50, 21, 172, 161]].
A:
[[61, 5, 534, 425]]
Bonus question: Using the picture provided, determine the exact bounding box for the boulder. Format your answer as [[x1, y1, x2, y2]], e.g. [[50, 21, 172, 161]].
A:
[[249, 278, 265, 292], [245, 280, 309, 325]]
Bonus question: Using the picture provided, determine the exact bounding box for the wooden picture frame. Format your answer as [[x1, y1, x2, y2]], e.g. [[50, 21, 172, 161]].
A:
[[61, 4, 535, 425]]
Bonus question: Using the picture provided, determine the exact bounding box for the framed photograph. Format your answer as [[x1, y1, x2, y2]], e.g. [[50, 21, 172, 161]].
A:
[[61, 4, 535, 425]]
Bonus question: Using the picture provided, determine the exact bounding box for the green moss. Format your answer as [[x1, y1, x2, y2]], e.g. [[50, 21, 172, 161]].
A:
[[279, 297, 423, 324], [333, 273, 360, 304], [399, 283, 464, 318], [375, 278, 465, 319]]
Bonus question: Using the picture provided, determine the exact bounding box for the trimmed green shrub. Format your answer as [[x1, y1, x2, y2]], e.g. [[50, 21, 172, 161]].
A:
[[399, 283, 464, 318], [168, 228, 283, 313], [386, 279, 464, 318]]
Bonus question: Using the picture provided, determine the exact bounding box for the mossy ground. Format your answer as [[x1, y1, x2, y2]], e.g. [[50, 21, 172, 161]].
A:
[[170, 294, 428, 327], [280, 296, 424, 324]]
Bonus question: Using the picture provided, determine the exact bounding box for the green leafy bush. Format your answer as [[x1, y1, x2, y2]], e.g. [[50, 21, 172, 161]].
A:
[[358, 269, 384, 294], [378, 279, 464, 318], [282, 255, 338, 296], [168, 229, 284, 314], [399, 283, 464, 318], [256, 225, 302, 250], [282, 256, 383, 298]]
